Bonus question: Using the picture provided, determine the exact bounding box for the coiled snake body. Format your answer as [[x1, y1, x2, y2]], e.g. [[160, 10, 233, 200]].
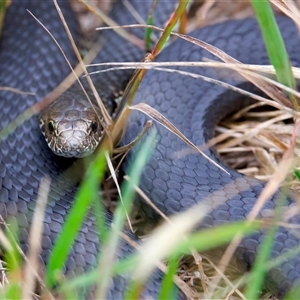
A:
[[1, 0, 300, 298]]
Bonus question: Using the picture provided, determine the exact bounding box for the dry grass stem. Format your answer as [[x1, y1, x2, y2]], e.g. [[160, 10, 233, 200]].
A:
[[271, 0, 300, 25], [4, 1, 298, 299], [96, 23, 295, 108], [53, 0, 113, 131], [208, 119, 300, 298], [124, 175, 172, 224], [130, 102, 229, 174], [81, 0, 144, 48], [88, 64, 300, 118], [105, 152, 133, 232], [131, 205, 210, 282], [119, 230, 198, 299], [22, 177, 51, 300], [26, 10, 97, 115], [0, 87, 35, 95]]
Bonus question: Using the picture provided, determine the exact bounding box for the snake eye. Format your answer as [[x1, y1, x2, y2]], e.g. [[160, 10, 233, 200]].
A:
[[91, 121, 98, 133], [48, 120, 54, 133]]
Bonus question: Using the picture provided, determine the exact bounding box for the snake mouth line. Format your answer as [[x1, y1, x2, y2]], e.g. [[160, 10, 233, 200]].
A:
[[46, 136, 100, 158], [39, 107, 104, 158]]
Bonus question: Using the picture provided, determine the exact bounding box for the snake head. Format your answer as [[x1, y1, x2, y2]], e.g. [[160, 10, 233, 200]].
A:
[[39, 92, 104, 158]]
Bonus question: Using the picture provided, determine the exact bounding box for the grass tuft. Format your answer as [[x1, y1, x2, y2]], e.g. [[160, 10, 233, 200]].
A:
[[1, 1, 300, 299], [251, 0, 297, 107], [46, 152, 107, 288]]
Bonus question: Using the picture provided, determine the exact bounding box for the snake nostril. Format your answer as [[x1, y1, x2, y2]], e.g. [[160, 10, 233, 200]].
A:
[[48, 120, 55, 133], [90, 121, 98, 133]]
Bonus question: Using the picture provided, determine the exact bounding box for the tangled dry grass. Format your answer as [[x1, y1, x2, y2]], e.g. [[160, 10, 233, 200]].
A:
[[72, 0, 299, 186], [0, 1, 298, 299], [70, 1, 300, 299]]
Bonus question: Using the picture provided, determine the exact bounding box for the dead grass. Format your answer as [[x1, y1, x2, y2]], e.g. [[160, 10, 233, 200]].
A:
[[1, 1, 297, 299], [72, 0, 299, 186], [71, 1, 300, 300], [216, 104, 300, 188]]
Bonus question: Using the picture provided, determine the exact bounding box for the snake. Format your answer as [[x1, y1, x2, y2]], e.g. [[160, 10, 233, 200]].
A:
[[1, 0, 300, 298]]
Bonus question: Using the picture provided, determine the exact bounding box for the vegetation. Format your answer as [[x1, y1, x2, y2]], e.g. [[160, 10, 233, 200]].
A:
[[0, 0, 299, 299]]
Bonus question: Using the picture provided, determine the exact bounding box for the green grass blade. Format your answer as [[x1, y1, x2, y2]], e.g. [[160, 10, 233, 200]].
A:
[[244, 225, 276, 299], [145, 7, 154, 51], [127, 220, 261, 298], [0, 0, 6, 35], [145, 15, 153, 51], [251, 0, 296, 103], [95, 130, 157, 298], [170, 221, 261, 257], [91, 192, 109, 244], [4, 218, 21, 272], [245, 191, 289, 299], [58, 255, 139, 294], [158, 255, 178, 300], [1, 219, 22, 299], [117, 130, 156, 215], [293, 169, 300, 181], [46, 151, 107, 287], [2, 284, 21, 299], [284, 280, 300, 299], [152, 0, 189, 56]]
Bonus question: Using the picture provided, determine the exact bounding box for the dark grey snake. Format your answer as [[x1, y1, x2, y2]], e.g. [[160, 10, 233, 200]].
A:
[[1, 0, 300, 299]]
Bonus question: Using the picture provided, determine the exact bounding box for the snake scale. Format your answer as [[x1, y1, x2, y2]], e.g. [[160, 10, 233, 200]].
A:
[[1, 0, 300, 298]]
